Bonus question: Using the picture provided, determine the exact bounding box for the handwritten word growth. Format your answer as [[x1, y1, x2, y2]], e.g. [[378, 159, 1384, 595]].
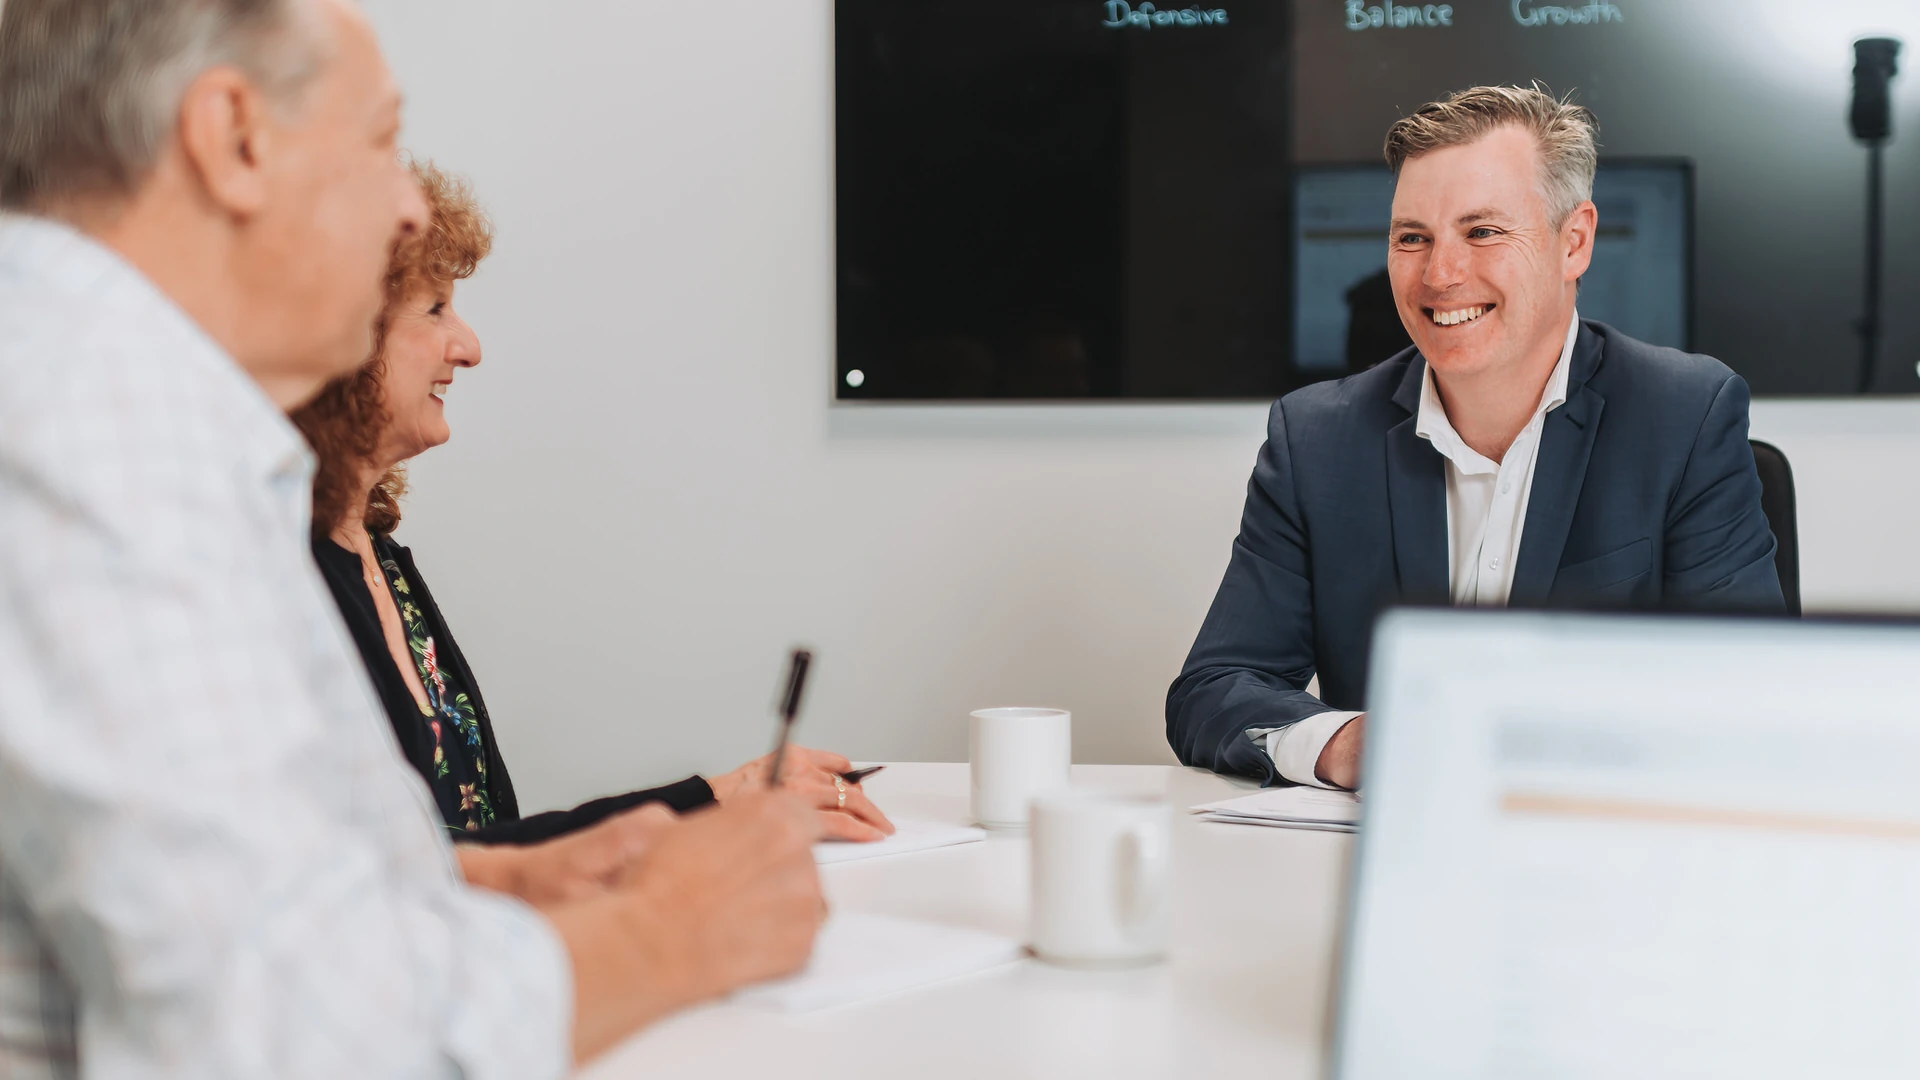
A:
[[1511, 1, 1624, 26]]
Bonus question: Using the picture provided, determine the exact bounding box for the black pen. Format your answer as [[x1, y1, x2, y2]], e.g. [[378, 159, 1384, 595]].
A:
[[838, 765, 885, 785], [766, 648, 812, 788]]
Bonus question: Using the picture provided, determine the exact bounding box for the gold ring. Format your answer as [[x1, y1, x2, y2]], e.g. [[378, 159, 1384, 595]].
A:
[[833, 775, 847, 809]]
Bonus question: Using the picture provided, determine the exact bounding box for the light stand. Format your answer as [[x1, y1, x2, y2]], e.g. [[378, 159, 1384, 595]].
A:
[[1850, 37, 1901, 394]]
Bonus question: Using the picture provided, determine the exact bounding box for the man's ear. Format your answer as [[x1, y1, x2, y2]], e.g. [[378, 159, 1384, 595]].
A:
[[176, 67, 274, 217], [1560, 199, 1598, 283]]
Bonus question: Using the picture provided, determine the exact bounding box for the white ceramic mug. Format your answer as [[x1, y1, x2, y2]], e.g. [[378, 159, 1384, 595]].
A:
[[1029, 794, 1172, 966], [968, 707, 1071, 829]]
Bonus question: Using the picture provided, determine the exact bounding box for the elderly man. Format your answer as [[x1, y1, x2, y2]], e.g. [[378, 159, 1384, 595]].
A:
[[0, 1, 822, 1076], [1168, 85, 1785, 790]]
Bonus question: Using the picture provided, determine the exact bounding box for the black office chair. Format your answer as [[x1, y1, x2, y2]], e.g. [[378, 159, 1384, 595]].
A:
[[1749, 440, 1801, 616]]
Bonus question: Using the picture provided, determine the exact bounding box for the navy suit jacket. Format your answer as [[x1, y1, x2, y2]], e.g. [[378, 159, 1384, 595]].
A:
[[1166, 321, 1786, 783]]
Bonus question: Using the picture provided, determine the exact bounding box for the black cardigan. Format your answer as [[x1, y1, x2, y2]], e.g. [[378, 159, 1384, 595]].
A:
[[313, 534, 714, 845]]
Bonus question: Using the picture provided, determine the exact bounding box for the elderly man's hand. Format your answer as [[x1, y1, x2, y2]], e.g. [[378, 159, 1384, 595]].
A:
[[559, 790, 827, 1059], [709, 745, 896, 842], [618, 791, 826, 990], [457, 803, 678, 907]]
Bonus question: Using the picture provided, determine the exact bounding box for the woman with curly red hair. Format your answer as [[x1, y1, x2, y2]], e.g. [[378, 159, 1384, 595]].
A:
[[292, 161, 891, 862]]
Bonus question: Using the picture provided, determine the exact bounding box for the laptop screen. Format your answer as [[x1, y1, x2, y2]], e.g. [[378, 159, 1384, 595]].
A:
[[1336, 610, 1920, 1078]]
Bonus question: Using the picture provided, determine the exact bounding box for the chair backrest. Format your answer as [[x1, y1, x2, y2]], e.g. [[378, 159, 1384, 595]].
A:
[[1749, 440, 1801, 616]]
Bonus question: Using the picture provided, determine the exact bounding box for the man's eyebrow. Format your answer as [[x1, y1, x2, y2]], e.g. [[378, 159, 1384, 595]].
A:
[[1455, 207, 1510, 225], [1388, 217, 1427, 232]]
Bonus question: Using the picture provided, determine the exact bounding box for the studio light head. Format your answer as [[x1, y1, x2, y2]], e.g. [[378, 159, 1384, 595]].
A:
[[1851, 37, 1902, 145], [1849, 36, 1903, 392]]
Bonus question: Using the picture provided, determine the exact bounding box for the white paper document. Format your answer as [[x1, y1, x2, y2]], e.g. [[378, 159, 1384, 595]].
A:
[[813, 817, 987, 864], [735, 913, 1024, 1012], [1190, 786, 1360, 832]]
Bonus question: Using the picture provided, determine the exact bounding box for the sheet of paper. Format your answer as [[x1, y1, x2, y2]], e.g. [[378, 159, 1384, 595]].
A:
[[735, 913, 1024, 1012], [814, 817, 987, 864], [1190, 786, 1361, 826]]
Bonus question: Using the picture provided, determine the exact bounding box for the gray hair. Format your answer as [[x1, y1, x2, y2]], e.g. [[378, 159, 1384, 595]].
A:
[[0, 0, 328, 210], [1383, 84, 1599, 227]]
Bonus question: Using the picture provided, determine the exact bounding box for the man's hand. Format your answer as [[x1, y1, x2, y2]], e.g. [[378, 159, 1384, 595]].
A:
[[709, 744, 896, 842], [554, 790, 826, 1062], [1314, 715, 1366, 790], [457, 804, 680, 908]]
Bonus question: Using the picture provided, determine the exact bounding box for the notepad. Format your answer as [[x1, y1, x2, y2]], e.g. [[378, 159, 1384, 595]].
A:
[[735, 913, 1024, 1012], [1190, 787, 1361, 832], [813, 818, 987, 864]]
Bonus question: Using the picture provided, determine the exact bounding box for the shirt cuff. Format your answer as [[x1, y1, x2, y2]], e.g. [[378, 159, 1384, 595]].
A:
[[1264, 711, 1364, 788]]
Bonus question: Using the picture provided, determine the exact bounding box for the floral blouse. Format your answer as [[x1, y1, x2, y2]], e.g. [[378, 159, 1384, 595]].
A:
[[379, 550, 496, 833]]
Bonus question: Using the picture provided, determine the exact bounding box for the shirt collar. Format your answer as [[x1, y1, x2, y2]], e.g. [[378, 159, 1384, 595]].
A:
[[1415, 309, 1580, 474], [0, 213, 313, 491]]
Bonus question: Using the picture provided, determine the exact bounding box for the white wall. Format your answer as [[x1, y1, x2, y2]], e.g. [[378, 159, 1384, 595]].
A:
[[364, 0, 1920, 815]]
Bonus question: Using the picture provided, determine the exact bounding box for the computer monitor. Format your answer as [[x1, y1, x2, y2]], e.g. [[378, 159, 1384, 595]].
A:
[[1338, 610, 1920, 1078]]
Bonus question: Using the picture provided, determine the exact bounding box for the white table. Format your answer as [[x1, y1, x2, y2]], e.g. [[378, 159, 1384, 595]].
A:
[[583, 764, 1353, 1079]]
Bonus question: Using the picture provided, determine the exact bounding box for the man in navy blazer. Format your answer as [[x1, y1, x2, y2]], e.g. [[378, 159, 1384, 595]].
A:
[[1167, 86, 1785, 788]]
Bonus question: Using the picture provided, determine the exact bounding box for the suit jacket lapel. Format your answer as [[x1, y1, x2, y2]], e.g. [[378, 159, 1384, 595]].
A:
[[1510, 325, 1607, 607], [1386, 356, 1449, 604]]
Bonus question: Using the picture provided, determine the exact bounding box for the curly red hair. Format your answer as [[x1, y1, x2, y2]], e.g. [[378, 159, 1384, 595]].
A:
[[292, 160, 493, 537]]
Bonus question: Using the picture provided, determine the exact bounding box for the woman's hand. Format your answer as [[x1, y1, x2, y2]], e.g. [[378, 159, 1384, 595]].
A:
[[458, 803, 679, 907], [709, 745, 896, 842]]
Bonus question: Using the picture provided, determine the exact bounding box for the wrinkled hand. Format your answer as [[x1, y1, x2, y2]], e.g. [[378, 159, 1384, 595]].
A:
[[527, 803, 680, 904], [614, 790, 827, 1003], [709, 745, 895, 842], [458, 803, 677, 908], [555, 791, 827, 1062]]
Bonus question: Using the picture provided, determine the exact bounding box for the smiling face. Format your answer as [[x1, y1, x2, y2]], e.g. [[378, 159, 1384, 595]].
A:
[[1386, 124, 1595, 384], [373, 282, 481, 467]]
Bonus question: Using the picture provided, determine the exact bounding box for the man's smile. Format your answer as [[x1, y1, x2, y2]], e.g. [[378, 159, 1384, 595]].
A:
[[1425, 303, 1495, 327]]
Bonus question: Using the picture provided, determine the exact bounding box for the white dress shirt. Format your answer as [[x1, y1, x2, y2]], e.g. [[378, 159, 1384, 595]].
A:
[[0, 216, 571, 1079], [1262, 312, 1581, 786]]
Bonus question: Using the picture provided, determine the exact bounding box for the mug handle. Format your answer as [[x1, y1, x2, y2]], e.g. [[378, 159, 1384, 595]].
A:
[[1116, 822, 1167, 939]]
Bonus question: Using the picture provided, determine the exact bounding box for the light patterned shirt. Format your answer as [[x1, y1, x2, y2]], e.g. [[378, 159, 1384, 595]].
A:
[[0, 215, 571, 1079]]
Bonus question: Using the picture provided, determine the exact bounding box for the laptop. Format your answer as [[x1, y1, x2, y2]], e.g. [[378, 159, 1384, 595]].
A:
[[1334, 609, 1920, 1079]]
